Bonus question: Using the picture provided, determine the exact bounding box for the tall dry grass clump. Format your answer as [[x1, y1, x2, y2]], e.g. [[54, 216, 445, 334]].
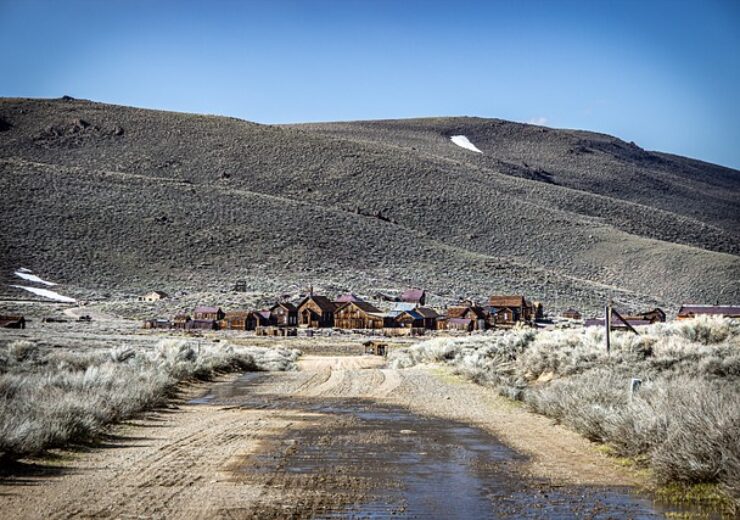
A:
[[0, 339, 299, 459], [389, 316, 740, 503]]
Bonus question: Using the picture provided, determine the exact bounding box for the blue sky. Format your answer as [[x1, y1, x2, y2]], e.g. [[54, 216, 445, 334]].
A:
[[1, 0, 739, 168]]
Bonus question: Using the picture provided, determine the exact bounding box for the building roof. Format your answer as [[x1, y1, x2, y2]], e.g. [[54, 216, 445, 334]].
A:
[[144, 290, 168, 297], [299, 294, 337, 313], [447, 305, 485, 319], [258, 310, 272, 319], [390, 302, 416, 312], [194, 306, 221, 314], [415, 307, 439, 319], [174, 314, 191, 321], [489, 295, 526, 308], [336, 300, 382, 315], [271, 302, 297, 312], [334, 293, 364, 303], [397, 309, 424, 321], [225, 311, 249, 319], [399, 289, 425, 303], [678, 305, 740, 316]]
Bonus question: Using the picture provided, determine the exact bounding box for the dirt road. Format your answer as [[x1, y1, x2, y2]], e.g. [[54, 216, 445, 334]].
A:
[[0, 356, 670, 519]]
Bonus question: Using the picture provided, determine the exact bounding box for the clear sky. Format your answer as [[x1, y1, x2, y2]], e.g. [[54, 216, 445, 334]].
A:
[[2, 0, 739, 169]]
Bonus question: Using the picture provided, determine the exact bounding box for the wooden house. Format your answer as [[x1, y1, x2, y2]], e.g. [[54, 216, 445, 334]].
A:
[[222, 311, 250, 330], [561, 308, 582, 320], [143, 318, 171, 329], [395, 309, 425, 329], [297, 295, 336, 328], [399, 289, 426, 306], [415, 307, 439, 329], [0, 315, 25, 329], [188, 319, 219, 330], [334, 301, 385, 329], [140, 291, 168, 302], [172, 314, 191, 329], [488, 295, 529, 324], [627, 308, 666, 323], [246, 311, 271, 330], [447, 305, 488, 330], [270, 302, 298, 327], [193, 306, 225, 321], [677, 305, 740, 320]]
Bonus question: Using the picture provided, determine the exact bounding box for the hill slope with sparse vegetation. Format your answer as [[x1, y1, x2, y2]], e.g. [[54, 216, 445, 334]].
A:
[[1, 97, 738, 312]]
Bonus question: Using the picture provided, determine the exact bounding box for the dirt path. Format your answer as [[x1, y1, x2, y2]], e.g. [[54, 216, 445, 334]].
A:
[[0, 356, 653, 519]]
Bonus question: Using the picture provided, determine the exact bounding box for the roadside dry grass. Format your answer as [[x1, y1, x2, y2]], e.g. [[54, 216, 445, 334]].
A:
[[0, 338, 299, 459], [389, 316, 740, 512]]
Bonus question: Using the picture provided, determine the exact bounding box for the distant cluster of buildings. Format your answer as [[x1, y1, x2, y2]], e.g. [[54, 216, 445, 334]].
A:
[[144, 290, 547, 335]]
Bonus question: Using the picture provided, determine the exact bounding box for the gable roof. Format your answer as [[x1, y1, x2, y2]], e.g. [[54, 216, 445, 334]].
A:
[[489, 295, 526, 308], [447, 305, 485, 319], [194, 306, 221, 314], [224, 311, 249, 319], [299, 294, 336, 313], [270, 302, 297, 312], [415, 307, 439, 319], [336, 300, 382, 315], [399, 289, 425, 303], [397, 309, 424, 320], [334, 293, 364, 303]]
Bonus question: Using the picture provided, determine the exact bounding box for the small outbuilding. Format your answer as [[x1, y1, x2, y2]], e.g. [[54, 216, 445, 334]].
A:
[[561, 308, 582, 320], [172, 314, 192, 329], [0, 315, 25, 329], [140, 291, 168, 302]]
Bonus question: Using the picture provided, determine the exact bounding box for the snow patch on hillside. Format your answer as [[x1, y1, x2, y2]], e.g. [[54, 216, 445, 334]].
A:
[[450, 135, 482, 153], [10, 285, 76, 303], [14, 270, 57, 286]]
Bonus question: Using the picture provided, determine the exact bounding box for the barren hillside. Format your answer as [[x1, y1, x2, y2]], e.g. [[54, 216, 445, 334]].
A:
[[1, 97, 738, 311]]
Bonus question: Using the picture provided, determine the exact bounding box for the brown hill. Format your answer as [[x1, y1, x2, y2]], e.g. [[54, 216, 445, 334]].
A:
[[1, 97, 738, 311]]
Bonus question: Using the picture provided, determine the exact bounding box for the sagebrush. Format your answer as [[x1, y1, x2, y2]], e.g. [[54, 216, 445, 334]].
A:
[[0, 339, 300, 458], [390, 316, 740, 504]]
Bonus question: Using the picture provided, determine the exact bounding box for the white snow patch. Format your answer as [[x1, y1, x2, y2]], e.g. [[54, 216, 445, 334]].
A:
[[450, 135, 482, 153], [14, 270, 57, 286], [9, 285, 76, 303]]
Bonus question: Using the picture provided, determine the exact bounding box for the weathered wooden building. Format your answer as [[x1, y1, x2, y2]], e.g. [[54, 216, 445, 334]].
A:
[[172, 314, 192, 329], [677, 305, 740, 320], [334, 301, 385, 329], [140, 291, 168, 302], [193, 306, 225, 321], [143, 318, 171, 329], [188, 319, 219, 330], [221, 311, 250, 330], [561, 308, 582, 320], [246, 311, 271, 330], [488, 295, 530, 325], [447, 317, 474, 332], [297, 295, 336, 328], [270, 302, 298, 327], [0, 315, 25, 329], [627, 308, 666, 323], [447, 305, 488, 330], [396, 307, 439, 329], [399, 289, 426, 306]]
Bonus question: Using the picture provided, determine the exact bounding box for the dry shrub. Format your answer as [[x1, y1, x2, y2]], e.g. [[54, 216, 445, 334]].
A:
[[0, 339, 300, 458], [390, 316, 740, 500]]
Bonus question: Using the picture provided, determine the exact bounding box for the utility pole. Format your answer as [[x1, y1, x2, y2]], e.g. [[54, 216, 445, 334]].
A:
[[605, 298, 612, 354]]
